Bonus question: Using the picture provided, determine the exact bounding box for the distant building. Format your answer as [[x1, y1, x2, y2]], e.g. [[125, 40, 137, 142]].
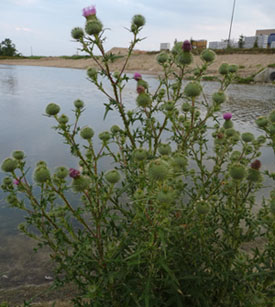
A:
[[208, 35, 270, 49], [244, 35, 268, 49], [160, 43, 170, 51], [208, 40, 236, 49], [256, 29, 275, 36], [191, 40, 207, 49], [256, 29, 275, 48]]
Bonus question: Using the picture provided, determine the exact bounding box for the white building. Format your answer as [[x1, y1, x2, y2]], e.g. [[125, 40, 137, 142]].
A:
[[160, 43, 170, 51], [244, 35, 268, 49], [208, 40, 236, 49]]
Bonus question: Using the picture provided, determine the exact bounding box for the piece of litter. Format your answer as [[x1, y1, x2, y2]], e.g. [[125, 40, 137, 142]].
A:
[[2, 275, 8, 279], [44, 275, 53, 280]]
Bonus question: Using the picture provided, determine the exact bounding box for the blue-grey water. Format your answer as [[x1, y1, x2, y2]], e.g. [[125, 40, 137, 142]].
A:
[[0, 64, 274, 288]]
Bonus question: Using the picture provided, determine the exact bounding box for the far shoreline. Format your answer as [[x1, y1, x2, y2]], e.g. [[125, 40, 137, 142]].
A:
[[1, 52, 275, 82]]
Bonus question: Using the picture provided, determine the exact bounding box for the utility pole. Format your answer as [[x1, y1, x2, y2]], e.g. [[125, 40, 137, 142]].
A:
[[227, 0, 236, 48], [30, 46, 33, 56]]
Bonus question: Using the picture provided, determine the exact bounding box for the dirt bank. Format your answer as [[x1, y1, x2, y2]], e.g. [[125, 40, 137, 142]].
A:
[[1, 52, 275, 77]]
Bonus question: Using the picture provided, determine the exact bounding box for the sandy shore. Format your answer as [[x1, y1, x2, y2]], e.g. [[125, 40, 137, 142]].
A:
[[1, 53, 275, 77]]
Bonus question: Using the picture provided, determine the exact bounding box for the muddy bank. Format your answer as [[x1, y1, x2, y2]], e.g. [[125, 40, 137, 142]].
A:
[[1, 53, 275, 77]]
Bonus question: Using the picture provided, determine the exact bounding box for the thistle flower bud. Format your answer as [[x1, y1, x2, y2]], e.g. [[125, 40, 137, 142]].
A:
[[87, 68, 97, 80], [164, 101, 174, 112], [7, 194, 18, 206], [268, 124, 275, 136], [72, 176, 90, 192], [71, 27, 84, 40], [201, 49, 215, 62], [257, 135, 266, 144], [171, 153, 187, 170], [176, 52, 192, 65], [105, 170, 121, 184], [137, 79, 148, 89], [110, 125, 120, 134], [182, 102, 191, 112], [80, 126, 94, 140], [247, 168, 262, 183], [133, 148, 148, 161], [34, 166, 51, 184], [229, 164, 246, 180], [196, 202, 209, 215], [12, 150, 24, 160], [212, 92, 226, 104], [158, 144, 171, 156], [219, 63, 229, 75], [46, 103, 60, 116], [36, 161, 47, 167], [74, 99, 84, 109], [1, 158, 17, 172], [225, 128, 235, 137], [136, 93, 151, 108], [132, 14, 145, 28], [182, 40, 192, 52], [228, 64, 238, 73], [3, 177, 13, 185], [85, 20, 103, 35], [269, 110, 275, 123], [241, 132, 254, 143], [99, 131, 111, 142], [148, 159, 169, 181], [270, 199, 275, 214], [223, 120, 233, 129], [158, 88, 165, 96], [157, 52, 168, 64], [58, 114, 69, 124], [184, 82, 202, 98], [157, 190, 175, 205], [171, 82, 180, 91], [55, 166, 69, 179], [255, 116, 268, 128]]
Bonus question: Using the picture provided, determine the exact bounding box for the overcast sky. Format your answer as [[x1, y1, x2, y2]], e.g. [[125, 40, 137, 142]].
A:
[[0, 0, 274, 56]]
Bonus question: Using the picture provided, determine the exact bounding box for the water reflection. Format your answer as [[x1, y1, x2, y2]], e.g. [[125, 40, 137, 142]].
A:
[[0, 66, 18, 95]]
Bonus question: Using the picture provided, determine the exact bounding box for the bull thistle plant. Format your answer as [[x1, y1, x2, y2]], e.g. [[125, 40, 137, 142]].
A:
[[1, 4, 275, 306]]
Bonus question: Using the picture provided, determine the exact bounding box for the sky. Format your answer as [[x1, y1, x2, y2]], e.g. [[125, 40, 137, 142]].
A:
[[0, 0, 275, 56]]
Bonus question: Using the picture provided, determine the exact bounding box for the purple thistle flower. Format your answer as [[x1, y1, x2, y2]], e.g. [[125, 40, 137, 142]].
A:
[[223, 112, 232, 121], [133, 72, 142, 81], [251, 159, 261, 170], [182, 40, 192, 52], [13, 178, 20, 185], [82, 5, 96, 18], [69, 168, 80, 178], [223, 112, 232, 120]]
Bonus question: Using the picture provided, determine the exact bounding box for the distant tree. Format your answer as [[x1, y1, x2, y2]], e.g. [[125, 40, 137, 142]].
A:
[[238, 34, 245, 48], [0, 38, 18, 56]]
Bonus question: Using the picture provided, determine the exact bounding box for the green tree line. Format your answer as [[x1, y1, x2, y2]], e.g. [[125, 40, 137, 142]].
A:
[[0, 38, 19, 56]]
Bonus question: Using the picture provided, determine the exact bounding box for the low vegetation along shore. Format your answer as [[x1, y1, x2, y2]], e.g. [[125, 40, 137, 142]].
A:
[[1, 49, 275, 81]]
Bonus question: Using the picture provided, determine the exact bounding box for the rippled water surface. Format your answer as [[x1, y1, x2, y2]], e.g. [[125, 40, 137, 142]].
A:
[[0, 64, 274, 289]]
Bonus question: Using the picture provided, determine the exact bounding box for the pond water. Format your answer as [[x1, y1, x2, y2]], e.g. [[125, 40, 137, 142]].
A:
[[0, 64, 274, 289]]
